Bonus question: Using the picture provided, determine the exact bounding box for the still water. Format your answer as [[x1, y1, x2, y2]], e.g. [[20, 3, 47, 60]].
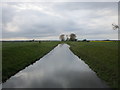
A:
[[3, 44, 108, 88]]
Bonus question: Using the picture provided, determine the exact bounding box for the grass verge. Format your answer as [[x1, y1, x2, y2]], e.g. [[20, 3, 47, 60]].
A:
[[67, 41, 118, 88], [2, 41, 60, 82]]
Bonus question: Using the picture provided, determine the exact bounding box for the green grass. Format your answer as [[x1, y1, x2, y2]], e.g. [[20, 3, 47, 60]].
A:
[[2, 41, 60, 82], [67, 41, 118, 88], [2, 41, 119, 88]]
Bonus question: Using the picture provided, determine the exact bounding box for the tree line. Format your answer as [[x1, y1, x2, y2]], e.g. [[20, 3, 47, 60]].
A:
[[59, 33, 77, 41]]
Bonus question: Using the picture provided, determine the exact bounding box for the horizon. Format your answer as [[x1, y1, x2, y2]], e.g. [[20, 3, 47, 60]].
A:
[[1, 39, 119, 42]]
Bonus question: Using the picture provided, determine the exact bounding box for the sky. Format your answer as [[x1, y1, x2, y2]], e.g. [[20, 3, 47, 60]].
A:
[[1, 1, 119, 40]]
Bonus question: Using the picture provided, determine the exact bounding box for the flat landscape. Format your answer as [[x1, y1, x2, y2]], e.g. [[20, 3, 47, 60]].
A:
[[2, 2, 119, 89], [2, 41, 118, 88], [2, 41, 59, 82], [67, 41, 118, 88]]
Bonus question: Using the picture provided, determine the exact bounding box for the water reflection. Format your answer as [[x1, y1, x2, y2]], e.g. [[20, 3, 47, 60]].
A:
[[3, 44, 108, 88]]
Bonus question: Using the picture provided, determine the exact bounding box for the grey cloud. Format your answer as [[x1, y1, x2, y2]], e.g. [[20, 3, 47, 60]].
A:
[[53, 2, 117, 11], [2, 3, 18, 24], [2, 2, 118, 40]]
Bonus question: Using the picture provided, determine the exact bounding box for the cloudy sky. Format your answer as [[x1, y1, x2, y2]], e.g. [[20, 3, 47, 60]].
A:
[[2, 2, 118, 40]]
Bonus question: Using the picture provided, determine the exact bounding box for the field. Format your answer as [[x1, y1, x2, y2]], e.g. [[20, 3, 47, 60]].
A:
[[2, 41, 59, 82], [67, 41, 118, 88], [2, 41, 119, 88]]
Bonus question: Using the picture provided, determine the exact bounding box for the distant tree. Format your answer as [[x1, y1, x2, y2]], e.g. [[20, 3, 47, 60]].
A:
[[69, 33, 76, 41], [112, 24, 119, 30], [59, 34, 65, 41], [39, 41, 41, 43], [82, 39, 89, 42], [82, 39, 87, 42], [75, 39, 77, 41], [32, 39, 35, 42], [66, 35, 69, 41], [104, 39, 110, 41]]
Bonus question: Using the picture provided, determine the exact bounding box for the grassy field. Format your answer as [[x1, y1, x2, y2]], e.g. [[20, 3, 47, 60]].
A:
[[2, 41, 59, 82], [67, 41, 118, 88], [2, 41, 119, 88]]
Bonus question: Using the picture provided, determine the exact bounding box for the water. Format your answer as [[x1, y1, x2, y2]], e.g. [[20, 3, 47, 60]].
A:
[[3, 44, 108, 88]]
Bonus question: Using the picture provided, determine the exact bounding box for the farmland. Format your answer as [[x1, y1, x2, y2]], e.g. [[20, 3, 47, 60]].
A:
[[67, 41, 118, 88], [2, 41, 119, 88], [2, 41, 59, 82]]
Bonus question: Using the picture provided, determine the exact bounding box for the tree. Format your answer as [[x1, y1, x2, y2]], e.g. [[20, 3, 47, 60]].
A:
[[66, 35, 69, 41], [112, 24, 119, 30], [69, 33, 76, 41], [82, 39, 90, 42], [82, 39, 87, 42], [59, 34, 65, 41]]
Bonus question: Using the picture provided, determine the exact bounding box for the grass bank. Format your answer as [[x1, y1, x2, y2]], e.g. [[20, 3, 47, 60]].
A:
[[67, 41, 118, 88], [2, 41, 60, 82]]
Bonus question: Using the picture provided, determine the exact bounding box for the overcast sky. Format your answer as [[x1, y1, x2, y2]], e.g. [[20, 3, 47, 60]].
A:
[[2, 2, 118, 40]]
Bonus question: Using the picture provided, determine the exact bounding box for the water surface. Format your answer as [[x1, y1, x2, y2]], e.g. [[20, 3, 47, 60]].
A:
[[3, 44, 108, 88]]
